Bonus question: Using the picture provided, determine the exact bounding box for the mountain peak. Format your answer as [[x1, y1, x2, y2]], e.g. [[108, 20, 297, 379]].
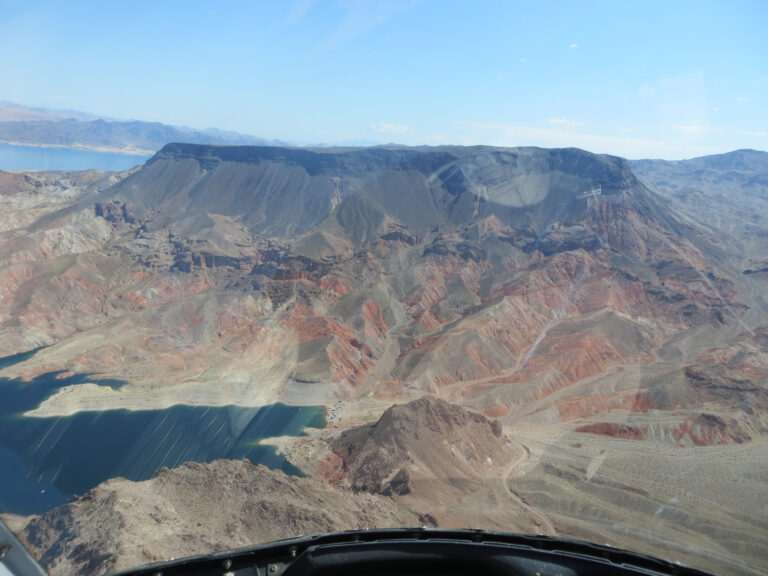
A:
[[330, 396, 511, 495]]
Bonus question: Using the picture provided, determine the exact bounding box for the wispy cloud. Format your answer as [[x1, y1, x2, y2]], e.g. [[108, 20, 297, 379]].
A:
[[674, 125, 710, 134], [639, 73, 713, 145], [710, 126, 766, 137], [736, 96, 749, 102], [725, 129, 766, 137], [286, 0, 316, 22], [371, 122, 410, 134], [318, 0, 421, 52], [569, 42, 579, 49], [457, 121, 723, 159], [547, 117, 585, 127], [428, 132, 450, 144], [519, 57, 527, 63]]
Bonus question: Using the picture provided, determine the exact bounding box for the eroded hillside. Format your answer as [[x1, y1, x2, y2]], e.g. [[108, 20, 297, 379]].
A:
[[3, 146, 759, 427], [1, 146, 767, 575]]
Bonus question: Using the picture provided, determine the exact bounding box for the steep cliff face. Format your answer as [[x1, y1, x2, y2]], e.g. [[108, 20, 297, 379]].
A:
[[105, 144, 648, 253]]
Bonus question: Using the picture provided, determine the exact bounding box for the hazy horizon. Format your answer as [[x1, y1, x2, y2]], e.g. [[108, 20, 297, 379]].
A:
[[1, 0, 766, 159]]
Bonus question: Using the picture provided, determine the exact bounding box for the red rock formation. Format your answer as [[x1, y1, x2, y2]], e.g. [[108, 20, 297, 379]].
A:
[[575, 422, 647, 440], [672, 414, 751, 446], [362, 300, 388, 337]]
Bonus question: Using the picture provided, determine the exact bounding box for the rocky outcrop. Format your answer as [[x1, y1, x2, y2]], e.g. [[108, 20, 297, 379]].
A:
[[575, 422, 647, 440], [672, 413, 752, 446], [3, 460, 418, 576], [329, 396, 510, 495]]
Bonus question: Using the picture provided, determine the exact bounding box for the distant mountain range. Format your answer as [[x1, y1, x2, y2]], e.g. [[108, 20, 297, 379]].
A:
[[0, 102, 284, 154]]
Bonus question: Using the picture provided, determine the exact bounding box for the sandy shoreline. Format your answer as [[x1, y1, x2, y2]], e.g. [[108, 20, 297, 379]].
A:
[[21, 377, 395, 421], [23, 380, 294, 417]]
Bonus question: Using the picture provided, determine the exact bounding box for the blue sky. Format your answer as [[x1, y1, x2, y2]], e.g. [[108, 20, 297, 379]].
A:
[[1, 0, 766, 159]]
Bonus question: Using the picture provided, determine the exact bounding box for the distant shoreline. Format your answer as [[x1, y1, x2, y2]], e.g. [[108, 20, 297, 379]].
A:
[[0, 139, 155, 156]]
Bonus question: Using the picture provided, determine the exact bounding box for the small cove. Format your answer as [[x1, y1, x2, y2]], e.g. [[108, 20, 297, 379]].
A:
[[0, 350, 324, 515]]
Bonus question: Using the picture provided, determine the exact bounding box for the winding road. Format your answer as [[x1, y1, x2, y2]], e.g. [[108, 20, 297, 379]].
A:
[[501, 437, 557, 536]]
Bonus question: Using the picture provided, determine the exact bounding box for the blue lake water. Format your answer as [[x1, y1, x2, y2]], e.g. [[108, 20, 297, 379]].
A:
[[0, 349, 325, 515], [0, 142, 151, 172]]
